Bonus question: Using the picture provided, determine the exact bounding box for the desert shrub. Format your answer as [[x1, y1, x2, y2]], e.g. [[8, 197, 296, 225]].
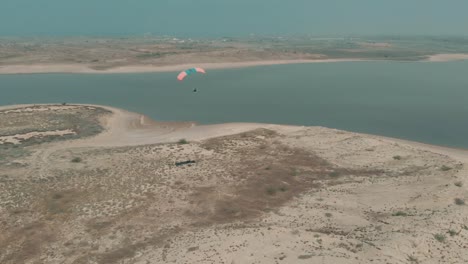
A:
[[392, 211, 408, 216], [71, 157, 82, 163], [407, 255, 419, 263], [434, 233, 446, 243], [266, 187, 276, 196], [448, 229, 458, 236], [291, 168, 299, 176], [454, 181, 463, 187], [393, 155, 402, 160], [454, 198, 465, 205], [441, 165, 452, 171], [187, 246, 199, 252], [178, 139, 188, 145]]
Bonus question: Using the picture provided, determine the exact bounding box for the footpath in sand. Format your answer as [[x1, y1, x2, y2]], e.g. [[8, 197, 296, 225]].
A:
[[1, 104, 468, 264]]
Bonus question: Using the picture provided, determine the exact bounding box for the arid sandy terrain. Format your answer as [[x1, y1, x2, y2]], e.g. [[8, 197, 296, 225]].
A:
[[1, 37, 468, 74], [1, 104, 468, 264]]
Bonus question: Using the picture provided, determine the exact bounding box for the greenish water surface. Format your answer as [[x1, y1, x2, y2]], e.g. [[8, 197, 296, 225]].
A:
[[1, 61, 468, 148]]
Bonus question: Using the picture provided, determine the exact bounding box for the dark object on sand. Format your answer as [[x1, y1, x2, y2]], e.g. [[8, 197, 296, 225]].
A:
[[175, 160, 196, 166], [62, 102, 67, 106]]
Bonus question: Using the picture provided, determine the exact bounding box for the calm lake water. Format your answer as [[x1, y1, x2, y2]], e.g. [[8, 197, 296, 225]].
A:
[[1, 61, 468, 148]]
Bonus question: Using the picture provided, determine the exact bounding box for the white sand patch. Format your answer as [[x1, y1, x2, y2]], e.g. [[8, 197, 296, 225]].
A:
[[0, 129, 76, 144], [0, 105, 80, 114], [427, 53, 468, 62]]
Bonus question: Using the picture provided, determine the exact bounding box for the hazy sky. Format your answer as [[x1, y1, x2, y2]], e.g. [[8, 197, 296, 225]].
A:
[[1, 0, 468, 37]]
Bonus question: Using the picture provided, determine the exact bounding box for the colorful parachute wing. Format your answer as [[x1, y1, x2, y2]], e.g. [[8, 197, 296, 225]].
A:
[[177, 72, 188, 81], [177, 67, 206, 81]]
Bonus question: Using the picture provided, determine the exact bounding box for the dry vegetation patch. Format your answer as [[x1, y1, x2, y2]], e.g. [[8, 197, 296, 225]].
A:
[[190, 129, 384, 226], [0, 105, 110, 146]]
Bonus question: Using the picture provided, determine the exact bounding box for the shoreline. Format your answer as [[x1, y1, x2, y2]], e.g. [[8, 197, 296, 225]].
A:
[[0, 59, 363, 75], [2, 103, 468, 164], [0, 53, 467, 75]]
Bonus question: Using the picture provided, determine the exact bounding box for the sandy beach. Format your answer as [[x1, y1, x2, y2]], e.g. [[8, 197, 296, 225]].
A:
[[1, 54, 467, 75], [427, 53, 468, 62], [0, 59, 363, 75]]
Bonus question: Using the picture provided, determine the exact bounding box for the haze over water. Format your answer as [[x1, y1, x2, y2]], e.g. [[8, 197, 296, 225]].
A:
[[2, 61, 468, 148], [2, 0, 468, 36]]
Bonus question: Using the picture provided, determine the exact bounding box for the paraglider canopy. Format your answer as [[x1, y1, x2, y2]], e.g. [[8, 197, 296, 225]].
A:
[[177, 67, 206, 81]]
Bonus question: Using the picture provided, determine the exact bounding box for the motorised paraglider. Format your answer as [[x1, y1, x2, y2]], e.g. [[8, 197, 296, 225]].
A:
[[177, 68, 206, 92], [177, 67, 206, 81]]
